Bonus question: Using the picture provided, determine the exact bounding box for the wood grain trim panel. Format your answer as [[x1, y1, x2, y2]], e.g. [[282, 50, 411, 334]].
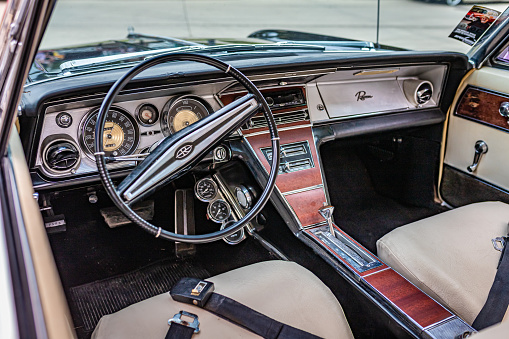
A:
[[364, 269, 452, 328], [284, 188, 327, 227], [455, 87, 509, 132], [245, 126, 323, 193]]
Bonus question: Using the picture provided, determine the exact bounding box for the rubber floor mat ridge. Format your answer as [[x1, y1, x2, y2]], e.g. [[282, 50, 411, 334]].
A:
[[69, 260, 210, 333]]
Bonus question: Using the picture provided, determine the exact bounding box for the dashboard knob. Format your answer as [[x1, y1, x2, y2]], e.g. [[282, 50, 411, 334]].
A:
[[500, 102, 509, 118], [45, 141, 80, 171]]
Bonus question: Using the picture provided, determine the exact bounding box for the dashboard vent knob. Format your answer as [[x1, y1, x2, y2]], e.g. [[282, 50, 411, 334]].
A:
[[403, 80, 434, 107], [416, 82, 433, 104], [44, 141, 80, 172]]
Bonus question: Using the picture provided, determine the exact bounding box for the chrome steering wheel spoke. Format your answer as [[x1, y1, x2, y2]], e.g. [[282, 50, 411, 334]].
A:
[[117, 94, 259, 202]]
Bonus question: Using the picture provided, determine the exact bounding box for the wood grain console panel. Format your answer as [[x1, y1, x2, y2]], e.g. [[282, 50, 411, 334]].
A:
[[284, 188, 327, 227], [364, 269, 452, 328], [456, 87, 509, 131], [246, 127, 322, 193]]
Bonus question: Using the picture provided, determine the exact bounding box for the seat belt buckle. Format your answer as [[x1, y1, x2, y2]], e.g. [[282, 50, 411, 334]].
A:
[[170, 277, 215, 307], [168, 310, 200, 334]]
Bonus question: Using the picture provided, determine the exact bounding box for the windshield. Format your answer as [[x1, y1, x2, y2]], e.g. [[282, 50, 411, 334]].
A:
[[34, 0, 509, 82]]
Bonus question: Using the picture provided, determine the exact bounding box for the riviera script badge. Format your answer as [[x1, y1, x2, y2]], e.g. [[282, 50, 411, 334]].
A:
[[355, 91, 373, 101]]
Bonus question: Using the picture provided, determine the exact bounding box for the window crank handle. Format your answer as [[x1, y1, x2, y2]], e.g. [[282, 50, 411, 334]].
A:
[[467, 140, 488, 173]]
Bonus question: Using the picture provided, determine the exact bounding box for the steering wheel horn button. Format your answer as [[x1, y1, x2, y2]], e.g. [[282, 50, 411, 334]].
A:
[[176, 144, 194, 159]]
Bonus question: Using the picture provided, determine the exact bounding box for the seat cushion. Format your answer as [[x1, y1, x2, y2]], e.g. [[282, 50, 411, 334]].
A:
[[377, 201, 509, 324], [92, 260, 354, 339]]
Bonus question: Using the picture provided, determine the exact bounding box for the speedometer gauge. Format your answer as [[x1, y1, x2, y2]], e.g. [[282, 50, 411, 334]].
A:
[[161, 96, 210, 136], [80, 107, 139, 157]]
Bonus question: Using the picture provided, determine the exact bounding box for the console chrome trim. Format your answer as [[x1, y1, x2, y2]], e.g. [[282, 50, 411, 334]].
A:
[[242, 123, 313, 138], [282, 184, 324, 196]]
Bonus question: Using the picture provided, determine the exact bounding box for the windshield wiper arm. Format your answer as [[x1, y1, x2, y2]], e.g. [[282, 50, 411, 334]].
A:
[[59, 45, 203, 73]]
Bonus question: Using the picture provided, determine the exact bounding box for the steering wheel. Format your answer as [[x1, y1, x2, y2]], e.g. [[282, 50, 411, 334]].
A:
[[94, 53, 280, 243]]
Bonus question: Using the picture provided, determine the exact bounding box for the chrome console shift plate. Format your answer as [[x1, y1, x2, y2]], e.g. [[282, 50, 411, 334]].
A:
[[309, 225, 382, 273]]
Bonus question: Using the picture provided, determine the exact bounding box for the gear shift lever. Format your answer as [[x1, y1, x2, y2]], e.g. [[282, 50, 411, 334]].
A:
[[318, 204, 335, 236]]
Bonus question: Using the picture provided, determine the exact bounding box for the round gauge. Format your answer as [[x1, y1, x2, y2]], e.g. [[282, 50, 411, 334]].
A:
[[195, 178, 218, 202], [161, 96, 210, 136], [235, 185, 253, 209], [136, 104, 159, 126], [81, 108, 139, 157], [207, 199, 231, 223], [220, 221, 246, 245]]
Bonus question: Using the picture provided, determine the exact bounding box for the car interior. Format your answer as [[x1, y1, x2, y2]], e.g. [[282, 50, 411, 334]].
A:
[[7, 4, 509, 338]]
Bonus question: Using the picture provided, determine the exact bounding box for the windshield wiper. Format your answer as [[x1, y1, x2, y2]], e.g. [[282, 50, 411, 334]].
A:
[[58, 42, 327, 73]]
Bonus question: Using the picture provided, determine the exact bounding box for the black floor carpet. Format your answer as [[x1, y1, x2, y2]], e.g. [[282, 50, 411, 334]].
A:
[[46, 183, 277, 338], [69, 259, 209, 333], [321, 144, 447, 254]]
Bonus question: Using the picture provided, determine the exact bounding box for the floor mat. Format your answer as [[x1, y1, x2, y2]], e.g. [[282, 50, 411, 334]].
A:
[[321, 141, 447, 253], [69, 259, 210, 334]]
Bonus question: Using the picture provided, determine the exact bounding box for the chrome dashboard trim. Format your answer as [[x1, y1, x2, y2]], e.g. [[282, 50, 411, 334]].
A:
[[422, 316, 475, 339], [217, 68, 336, 96], [242, 123, 313, 138], [282, 184, 324, 196]]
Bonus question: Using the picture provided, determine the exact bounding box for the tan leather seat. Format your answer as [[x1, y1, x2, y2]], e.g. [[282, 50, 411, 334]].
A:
[[92, 260, 354, 339], [377, 201, 509, 325]]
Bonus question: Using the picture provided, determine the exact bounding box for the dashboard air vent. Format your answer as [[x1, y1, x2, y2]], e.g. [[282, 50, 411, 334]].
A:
[[403, 80, 433, 107], [416, 82, 433, 104], [245, 110, 309, 130], [44, 140, 80, 172]]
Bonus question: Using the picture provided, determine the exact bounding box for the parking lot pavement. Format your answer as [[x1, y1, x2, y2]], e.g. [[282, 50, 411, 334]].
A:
[[36, 0, 509, 52]]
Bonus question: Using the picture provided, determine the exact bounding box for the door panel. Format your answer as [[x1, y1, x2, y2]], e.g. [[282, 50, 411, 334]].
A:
[[443, 67, 509, 203]]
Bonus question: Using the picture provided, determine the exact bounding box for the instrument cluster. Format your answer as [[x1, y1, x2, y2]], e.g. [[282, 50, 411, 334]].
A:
[[37, 94, 214, 179]]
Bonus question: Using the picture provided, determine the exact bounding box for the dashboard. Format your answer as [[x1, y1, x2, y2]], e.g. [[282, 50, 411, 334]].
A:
[[22, 51, 469, 190]]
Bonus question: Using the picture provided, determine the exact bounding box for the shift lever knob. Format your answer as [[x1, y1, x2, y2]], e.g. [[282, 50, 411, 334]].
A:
[[318, 204, 335, 235]]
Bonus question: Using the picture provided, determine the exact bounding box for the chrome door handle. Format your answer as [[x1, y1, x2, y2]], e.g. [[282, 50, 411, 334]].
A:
[[467, 140, 488, 173]]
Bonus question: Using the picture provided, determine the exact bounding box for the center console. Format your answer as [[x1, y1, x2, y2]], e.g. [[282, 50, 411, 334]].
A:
[[220, 84, 475, 339]]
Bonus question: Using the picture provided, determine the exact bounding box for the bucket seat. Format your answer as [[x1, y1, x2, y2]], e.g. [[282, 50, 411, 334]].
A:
[[92, 260, 355, 339], [377, 201, 509, 325]]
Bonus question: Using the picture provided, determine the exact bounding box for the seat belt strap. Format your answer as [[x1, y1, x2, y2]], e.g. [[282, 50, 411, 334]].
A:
[[472, 236, 509, 330], [166, 277, 323, 339], [165, 322, 195, 339], [204, 292, 322, 339], [166, 310, 200, 339]]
